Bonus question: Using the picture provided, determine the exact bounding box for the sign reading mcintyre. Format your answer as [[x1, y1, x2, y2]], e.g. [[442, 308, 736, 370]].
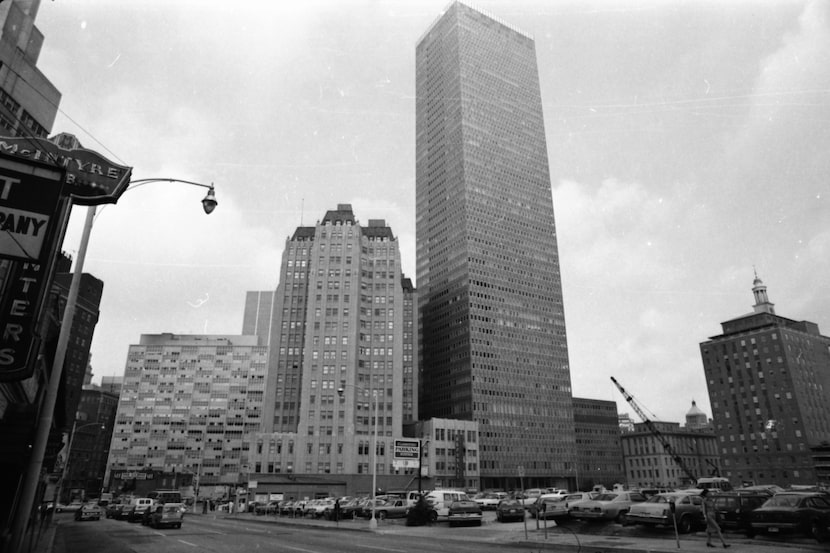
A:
[[0, 136, 132, 205]]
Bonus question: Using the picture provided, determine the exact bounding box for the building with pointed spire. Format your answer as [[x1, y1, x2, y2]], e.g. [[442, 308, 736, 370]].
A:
[[700, 274, 830, 486]]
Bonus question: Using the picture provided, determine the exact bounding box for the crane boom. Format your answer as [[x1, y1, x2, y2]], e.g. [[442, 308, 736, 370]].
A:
[[611, 376, 698, 485]]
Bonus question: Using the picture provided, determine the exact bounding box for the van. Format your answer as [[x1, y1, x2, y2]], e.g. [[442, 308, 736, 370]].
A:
[[132, 497, 154, 510], [423, 489, 470, 521], [697, 477, 733, 493]]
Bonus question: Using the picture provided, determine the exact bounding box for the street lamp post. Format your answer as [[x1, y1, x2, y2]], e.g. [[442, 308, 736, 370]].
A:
[[338, 384, 379, 530], [54, 420, 105, 505], [10, 178, 218, 553]]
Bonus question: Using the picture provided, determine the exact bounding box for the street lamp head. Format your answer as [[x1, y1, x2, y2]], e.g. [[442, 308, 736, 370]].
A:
[[201, 184, 218, 214], [337, 387, 345, 398]]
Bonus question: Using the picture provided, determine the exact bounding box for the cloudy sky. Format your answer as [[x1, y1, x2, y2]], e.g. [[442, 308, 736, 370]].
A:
[[36, 0, 829, 424]]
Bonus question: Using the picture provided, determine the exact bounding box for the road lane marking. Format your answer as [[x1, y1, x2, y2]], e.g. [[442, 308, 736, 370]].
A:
[[178, 540, 197, 546], [281, 546, 324, 553], [362, 546, 406, 553]]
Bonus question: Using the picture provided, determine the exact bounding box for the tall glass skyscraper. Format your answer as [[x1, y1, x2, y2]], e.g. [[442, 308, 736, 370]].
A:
[[416, 2, 575, 489]]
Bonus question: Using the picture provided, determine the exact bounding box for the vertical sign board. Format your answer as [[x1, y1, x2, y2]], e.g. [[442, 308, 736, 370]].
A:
[[0, 156, 65, 381], [0, 137, 132, 382], [393, 438, 421, 469]]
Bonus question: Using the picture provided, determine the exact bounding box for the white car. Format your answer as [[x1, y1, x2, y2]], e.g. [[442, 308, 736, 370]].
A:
[[472, 493, 503, 510], [563, 491, 599, 512], [530, 494, 570, 519], [516, 488, 543, 507], [569, 491, 647, 522]]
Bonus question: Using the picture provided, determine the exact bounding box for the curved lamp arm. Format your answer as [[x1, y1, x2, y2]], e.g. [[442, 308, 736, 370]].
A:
[[127, 178, 217, 214]]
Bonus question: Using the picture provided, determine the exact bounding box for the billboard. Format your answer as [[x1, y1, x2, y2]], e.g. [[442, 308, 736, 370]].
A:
[[393, 438, 421, 469]]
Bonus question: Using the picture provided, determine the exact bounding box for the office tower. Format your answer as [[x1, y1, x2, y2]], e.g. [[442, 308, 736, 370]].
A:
[[700, 275, 830, 486], [0, 0, 61, 139], [48, 268, 104, 439], [242, 291, 274, 344], [60, 385, 118, 502], [401, 277, 418, 424], [256, 204, 412, 482], [105, 333, 267, 495], [416, 2, 574, 489], [573, 398, 625, 489]]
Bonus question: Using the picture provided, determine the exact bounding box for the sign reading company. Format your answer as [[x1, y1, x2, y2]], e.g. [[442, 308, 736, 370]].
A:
[[0, 168, 63, 262], [0, 136, 132, 205], [0, 157, 66, 381], [393, 438, 421, 469]]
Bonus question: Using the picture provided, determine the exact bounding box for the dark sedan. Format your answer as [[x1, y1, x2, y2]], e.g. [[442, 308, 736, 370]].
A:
[[496, 499, 525, 522], [710, 490, 769, 532], [447, 500, 482, 527], [748, 492, 830, 542]]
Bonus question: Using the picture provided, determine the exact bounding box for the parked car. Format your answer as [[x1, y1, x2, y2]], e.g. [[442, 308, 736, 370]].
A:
[[321, 497, 355, 520], [278, 500, 295, 515], [447, 500, 482, 526], [140, 504, 156, 525], [625, 492, 704, 533], [709, 490, 770, 532], [563, 491, 599, 512], [370, 499, 409, 520], [105, 503, 123, 519], [336, 497, 363, 519], [748, 492, 830, 542], [255, 501, 280, 515], [496, 499, 525, 522], [126, 504, 147, 523], [422, 489, 471, 521], [149, 502, 184, 529], [56, 501, 83, 513], [569, 491, 647, 522], [472, 492, 503, 511], [635, 488, 674, 500], [74, 503, 102, 521], [515, 488, 543, 507], [529, 494, 570, 520], [113, 504, 133, 520], [310, 498, 335, 518]]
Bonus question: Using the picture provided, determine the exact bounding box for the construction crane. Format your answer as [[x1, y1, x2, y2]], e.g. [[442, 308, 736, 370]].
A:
[[611, 376, 698, 485]]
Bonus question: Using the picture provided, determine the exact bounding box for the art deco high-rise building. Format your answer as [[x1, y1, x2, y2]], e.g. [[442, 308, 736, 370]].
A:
[[253, 205, 414, 483], [700, 275, 830, 486], [416, 2, 575, 489]]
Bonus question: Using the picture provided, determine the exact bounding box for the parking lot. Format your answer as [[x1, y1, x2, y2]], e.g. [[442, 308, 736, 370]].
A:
[[234, 505, 824, 551]]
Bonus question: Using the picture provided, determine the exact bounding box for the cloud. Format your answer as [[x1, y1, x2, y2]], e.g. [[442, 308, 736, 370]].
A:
[[555, 177, 718, 419]]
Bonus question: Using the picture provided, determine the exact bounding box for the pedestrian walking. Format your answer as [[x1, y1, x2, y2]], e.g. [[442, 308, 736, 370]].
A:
[[334, 498, 341, 524], [700, 489, 730, 548]]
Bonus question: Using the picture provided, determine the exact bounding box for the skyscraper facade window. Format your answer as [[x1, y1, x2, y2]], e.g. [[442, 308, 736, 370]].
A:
[[416, 2, 575, 489]]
